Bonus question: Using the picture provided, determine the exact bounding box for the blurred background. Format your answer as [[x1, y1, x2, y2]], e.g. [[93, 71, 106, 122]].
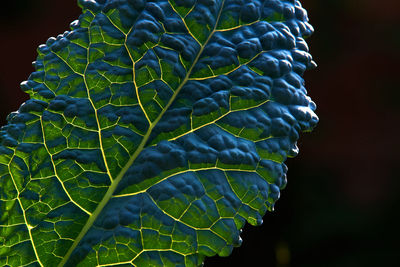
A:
[[0, 0, 399, 266]]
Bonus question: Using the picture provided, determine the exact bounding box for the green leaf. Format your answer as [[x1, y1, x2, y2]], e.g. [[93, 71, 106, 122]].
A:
[[0, 0, 317, 266]]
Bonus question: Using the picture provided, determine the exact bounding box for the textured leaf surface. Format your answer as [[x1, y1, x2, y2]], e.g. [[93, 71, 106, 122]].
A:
[[0, 0, 317, 266]]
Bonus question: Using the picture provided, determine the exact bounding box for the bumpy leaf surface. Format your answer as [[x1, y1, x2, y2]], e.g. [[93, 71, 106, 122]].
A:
[[0, 0, 317, 266]]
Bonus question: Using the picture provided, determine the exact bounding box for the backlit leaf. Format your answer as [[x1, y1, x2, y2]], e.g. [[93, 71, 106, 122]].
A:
[[0, 0, 317, 266]]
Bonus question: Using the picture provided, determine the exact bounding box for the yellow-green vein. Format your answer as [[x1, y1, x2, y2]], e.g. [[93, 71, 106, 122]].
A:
[[58, 1, 226, 265]]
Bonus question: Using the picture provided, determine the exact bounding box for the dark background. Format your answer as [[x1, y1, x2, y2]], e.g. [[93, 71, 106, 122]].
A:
[[1, 1, 399, 266]]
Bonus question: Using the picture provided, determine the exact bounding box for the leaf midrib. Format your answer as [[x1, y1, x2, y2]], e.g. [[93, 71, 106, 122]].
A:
[[58, 1, 226, 265]]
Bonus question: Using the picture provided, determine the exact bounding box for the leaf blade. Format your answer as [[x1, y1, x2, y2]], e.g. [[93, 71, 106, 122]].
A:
[[0, 0, 318, 266]]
